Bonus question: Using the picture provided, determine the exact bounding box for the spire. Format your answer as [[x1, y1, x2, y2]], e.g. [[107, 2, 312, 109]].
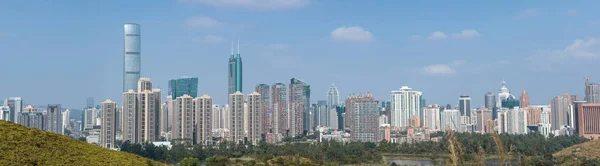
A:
[[231, 41, 234, 55], [237, 40, 240, 55]]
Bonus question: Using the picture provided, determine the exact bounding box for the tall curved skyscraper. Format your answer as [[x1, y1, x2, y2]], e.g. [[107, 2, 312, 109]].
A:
[[123, 23, 141, 92]]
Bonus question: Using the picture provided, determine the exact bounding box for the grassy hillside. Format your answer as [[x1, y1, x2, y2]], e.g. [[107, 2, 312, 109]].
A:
[[0, 120, 165, 166], [553, 139, 600, 159]]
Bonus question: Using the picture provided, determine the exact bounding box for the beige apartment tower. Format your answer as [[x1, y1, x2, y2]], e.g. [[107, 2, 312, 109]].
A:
[[172, 95, 194, 144], [121, 77, 161, 144], [229, 92, 245, 144], [122, 89, 137, 143], [195, 95, 213, 145], [101, 99, 117, 149], [247, 92, 262, 145]]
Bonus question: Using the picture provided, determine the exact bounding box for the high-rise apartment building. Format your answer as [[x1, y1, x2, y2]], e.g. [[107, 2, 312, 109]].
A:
[[289, 78, 310, 137], [577, 103, 600, 139], [475, 108, 492, 133], [122, 78, 161, 144], [62, 109, 70, 129], [484, 92, 495, 110], [520, 90, 530, 108], [247, 92, 262, 145], [390, 86, 422, 128], [458, 95, 471, 116], [0, 106, 8, 121], [551, 94, 572, 130], [169, 77, 198, 99], [194, 95, 212, 145], [160, 102, 169, 134], [327, 83, 340, 109], [172, 95, 194, 143], [526, 105, 549, 125], [5, 97, 23, 123], [506, 107, 528, 134], [211, 105, 221, 129], [45, 104, 63, 135], [123, 23, 141, 92], [19, 105, 44, 130], [423, 105, 441, 132], [100, 99, 117, 149], [229, 92, 245, 144], [345, 93, 380, 142], [586, 78, 600, 104], [83, 107, 99, 130], [255, 84, 270, 134], [228, 42, 243, 95], [317, 101, 329, 127], [271, 83, 287, 136], [441, 109, 460, 131]]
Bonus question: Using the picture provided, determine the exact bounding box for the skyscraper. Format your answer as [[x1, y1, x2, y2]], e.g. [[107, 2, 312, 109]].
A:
[[62, 109, 70, 129], [317, 100, 329, 127], [289, 78, 310, 137], [122, 77, 161, 144], [100, 99, 117, 149], [586, 78, 600, 104], [229, 92, 244, 144], [327, 83, 340, 109], [83, 107, 99, 130], [228, 41, 243, 95], [441, 109, 460, 131], [172, 95, 194, 143], [497, 80, 511, 108], [255, 84, 270, 134], [423, 105, 441, 132], [169, 77, 199, 99], [390, 86, 422, 128], [45, 104, 63, 135], [247, 92, 262, 145], [475, 108, 492, 133], [5, 97, 23, 123], [271, 83, 287, 136], [160, 102, 169, 134], [520, 90, 530, 108], [345, 93, 380, 142], [551, 94, 572, 130], [195, 95, 212, 145], [484, 92, 495, 110], [458, 95, 471, 116], [123, 23, 141, 92]]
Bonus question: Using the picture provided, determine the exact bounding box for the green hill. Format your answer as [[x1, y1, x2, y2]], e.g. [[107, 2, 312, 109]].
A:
[[0, 120, 165, 166], [553, 139, 600, 159]]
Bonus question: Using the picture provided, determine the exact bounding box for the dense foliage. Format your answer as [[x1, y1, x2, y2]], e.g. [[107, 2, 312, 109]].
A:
[[0, 120, 164, 166]]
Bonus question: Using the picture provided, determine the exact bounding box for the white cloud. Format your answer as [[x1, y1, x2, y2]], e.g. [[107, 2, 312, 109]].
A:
[[527, 37, 600, 71], [428, 31, 447, 40], [330, 26, 374, 42], [409, 35, 421, 40], [450, 30, 480, 39], [423, 64, 456, 76], [202, 35, 226, 43], [185, 16, 222, 28], [514, 8, 542, 20], [180, 0, 309, 10]]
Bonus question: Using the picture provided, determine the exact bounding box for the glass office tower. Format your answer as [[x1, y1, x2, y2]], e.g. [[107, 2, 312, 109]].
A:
[[123, 23, 141, 92], [169, 77, 199, 100]]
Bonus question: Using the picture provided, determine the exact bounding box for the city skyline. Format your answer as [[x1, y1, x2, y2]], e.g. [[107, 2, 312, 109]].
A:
[[1, 1, 600, 108]]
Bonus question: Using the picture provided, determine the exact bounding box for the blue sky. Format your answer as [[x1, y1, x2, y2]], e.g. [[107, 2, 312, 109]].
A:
[[1, 0, 600, 108]]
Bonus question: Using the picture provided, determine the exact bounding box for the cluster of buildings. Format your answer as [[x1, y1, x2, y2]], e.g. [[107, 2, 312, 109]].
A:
[[4, 23, 600, 151]]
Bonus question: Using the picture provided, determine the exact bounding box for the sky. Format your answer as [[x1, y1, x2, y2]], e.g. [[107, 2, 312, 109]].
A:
[[1, 0, 600, 109]]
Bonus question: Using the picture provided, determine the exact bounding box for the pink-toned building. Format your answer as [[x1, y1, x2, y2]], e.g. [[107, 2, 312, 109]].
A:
[[578, 104, 600, 139], [525, 107, 541, 125], [380, 125, 391, 142], [408, 116, 421, 128], [520, 90, 530, 108]]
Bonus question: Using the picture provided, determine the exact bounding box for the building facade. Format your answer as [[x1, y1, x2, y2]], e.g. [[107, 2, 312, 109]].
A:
[[194, 95, 212, 145], [255, 84, 270, 134], [520, 90, 530, 108], [122, 78, 161, 144], [345, 93, 380, 142], [5, 97, 23, 123], [484, 92, 495, 110], [271, 83, 287, 136], [586, 78, 600, 104], [577, 103, 600, 139], [45, 104, 63, 135], [172, 95, 194, 144], [100, 99, 117, 149], [423, 105, 441, 132], [476, 108, 492, 133], [390, 86, 422, 128], [327, 83, 340, 110], [289, 78, 310, 137], [169, 77, 198, 99], [19, 105, 44, 130], [229, 92, 244, 144], [459, 95, 471, 116], [247, 92, 262, 145], [551, 94, 572, 130], [123, 23, 141, 92], [441, 109, 460, 131]]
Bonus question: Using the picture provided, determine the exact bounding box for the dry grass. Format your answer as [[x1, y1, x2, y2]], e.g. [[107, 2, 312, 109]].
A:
[[554, 139, 600, 159]]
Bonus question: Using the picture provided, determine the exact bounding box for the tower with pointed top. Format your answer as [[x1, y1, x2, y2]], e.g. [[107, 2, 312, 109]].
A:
[[327, 83, 340, 110], [520, 90, 530, 108], [228, 41, 243, 95]]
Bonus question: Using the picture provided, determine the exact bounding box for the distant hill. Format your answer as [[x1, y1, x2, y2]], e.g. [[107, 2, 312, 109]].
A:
[[0, 120, 164, 166], [554, 139, 600, 159]]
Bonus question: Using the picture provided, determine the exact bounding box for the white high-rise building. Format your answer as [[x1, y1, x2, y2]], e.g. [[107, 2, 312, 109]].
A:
[[423, 105, 441, 132], [5, 97, 23, 123], [172, 95, 194, 143], [327, 83, 340, 109], [83, 107, 99, 130], [497, 81, 511, 108], [100, 99, 117, 149], [0, 106, 9, 121], [212, 105, 221, 129], [62, 109, 70, 129], [441, 109, 460, 131], [222, 105, 230, 130], [507, 107, 528, 134], [194, 95, 212, 145], [247, 92, 262, 145], [390, 86, 422, 128], [330, 108, 338, 130], [229, 92, 245, 144]]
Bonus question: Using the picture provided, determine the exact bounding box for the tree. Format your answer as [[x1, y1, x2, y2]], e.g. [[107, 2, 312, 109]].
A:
[[78, 137, 86, 142], [179, 157, 200, 166]]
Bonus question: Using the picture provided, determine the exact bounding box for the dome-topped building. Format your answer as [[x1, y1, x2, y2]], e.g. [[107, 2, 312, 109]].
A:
[[497, 80, 512, 108]]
